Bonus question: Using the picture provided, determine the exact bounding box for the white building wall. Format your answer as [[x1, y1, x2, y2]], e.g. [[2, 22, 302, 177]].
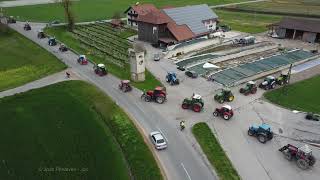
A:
[[127, 8, 138, 27], [204, 20, 216, 31]]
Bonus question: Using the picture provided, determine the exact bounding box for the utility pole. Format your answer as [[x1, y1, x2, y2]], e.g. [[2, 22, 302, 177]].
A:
[[282, 64, 292, 95]]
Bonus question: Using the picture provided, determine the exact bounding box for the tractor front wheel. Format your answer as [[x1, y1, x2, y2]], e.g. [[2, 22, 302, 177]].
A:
[[248, 129, 254, 136], [297, 159, 309, 170], [182, 103, 189, 109], [257, 134, 267, 143], [193, 103, 202, 112], [223, 114, 230, 120], [213, 111, 218, 117], [156, 96, 165, 104], [142, 94, 151, 102], [283, 151, 293, 161], [228, 95, 235, 102]]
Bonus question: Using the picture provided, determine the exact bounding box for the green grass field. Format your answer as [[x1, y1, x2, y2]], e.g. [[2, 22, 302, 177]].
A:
[[230, 0, 320, 17], [45, 25, 161, 90], [215, 9, 282, 33], [192, 122, 240, 180], [0, 81, 162, 179], [0, 27, 66, 92], [4, 0, 250, 22], [265, 75, 320, 113]]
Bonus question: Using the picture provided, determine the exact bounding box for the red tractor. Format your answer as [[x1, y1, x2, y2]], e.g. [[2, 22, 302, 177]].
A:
[[119, 80, 132, 92], [213, 105, 234, 120], [279, 144, 316, 170], [141, 86, 166, 104]]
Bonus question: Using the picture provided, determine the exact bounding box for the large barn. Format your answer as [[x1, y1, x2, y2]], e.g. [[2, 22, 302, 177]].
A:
[[268, 17, 320, 43], [125, 3, 218, 45]]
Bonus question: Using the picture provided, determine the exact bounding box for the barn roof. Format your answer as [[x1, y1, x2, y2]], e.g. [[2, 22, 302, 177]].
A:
[[272, 17, 320, 33]]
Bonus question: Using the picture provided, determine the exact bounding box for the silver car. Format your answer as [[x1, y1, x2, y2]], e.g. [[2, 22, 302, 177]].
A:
[[150, 131, 167, 150], [154, 53, 160, 61]]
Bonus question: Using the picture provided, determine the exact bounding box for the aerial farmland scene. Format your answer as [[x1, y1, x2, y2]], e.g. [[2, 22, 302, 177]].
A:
[[0, 0, 320, 179]]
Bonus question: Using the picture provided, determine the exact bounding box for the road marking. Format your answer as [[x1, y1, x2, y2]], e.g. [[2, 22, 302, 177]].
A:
[[181, 163, 192, 180], [157, 127, 169, 143]]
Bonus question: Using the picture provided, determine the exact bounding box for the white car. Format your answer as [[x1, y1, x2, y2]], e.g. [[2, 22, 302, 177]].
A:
[[150, 131, 167, 150]]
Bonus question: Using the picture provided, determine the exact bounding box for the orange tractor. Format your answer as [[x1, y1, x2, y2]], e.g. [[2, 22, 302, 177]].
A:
[[141, 86, 166, 104]]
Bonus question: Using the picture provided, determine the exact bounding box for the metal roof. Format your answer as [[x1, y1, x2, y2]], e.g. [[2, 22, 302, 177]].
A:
[[163, 4, 218, 35]]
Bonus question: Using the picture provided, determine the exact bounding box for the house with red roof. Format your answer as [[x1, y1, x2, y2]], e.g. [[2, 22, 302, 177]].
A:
[[125, 3, 218, 45]]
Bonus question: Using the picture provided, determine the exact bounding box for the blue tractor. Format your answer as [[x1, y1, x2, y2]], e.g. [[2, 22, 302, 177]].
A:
[[166, 72, 180, 85], [248, 123, 273, 143]]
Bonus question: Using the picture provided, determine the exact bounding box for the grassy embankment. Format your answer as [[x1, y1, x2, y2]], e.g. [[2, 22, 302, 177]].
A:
[[0, 81, 162, 179], [0, 27, 66, 92], [265, 75, 320, 113], [192, 122, 240, 180]]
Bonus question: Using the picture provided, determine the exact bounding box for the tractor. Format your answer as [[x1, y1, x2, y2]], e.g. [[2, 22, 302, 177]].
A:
[[276, 74, 289, 85], [37, 30, 46, 39], [214, 88, 235, 104], [24, 23, 31, 31], [7, 16, 16, 24], [248, 123, 273, 143], [77, 55, 88, 65], [213, 105, 234, 120], [305, 113, 320, 121], [181, 94, 204, 112], [166, 72, 180, 85], [141, 86, 167, 104], [118, 80, 132, 92], [259, 76, 276, 90], [279, 144, 316, 170], [48, 37, 57, 46], [239, 81, 257, 95], [93, 64, 107, 76], [59, 44, 68, 52]]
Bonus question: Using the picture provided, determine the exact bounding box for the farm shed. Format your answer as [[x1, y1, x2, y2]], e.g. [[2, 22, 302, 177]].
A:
[[268, 17, 320, 43]]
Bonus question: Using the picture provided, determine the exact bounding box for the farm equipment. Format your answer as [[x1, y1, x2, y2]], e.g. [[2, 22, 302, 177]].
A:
[[24, 23, 31, 31], [59, 44, 68, 52], [248, 123, 273, 143], [166, 72, 180, 85], [93, 64, 107, 76], [305, 113, 320, 121], [214, 88, 235, 103], [118, 80, 132, 92], [141, 86, 167, 104], [239, 81, 257, 95], [37, 30, 45, 39], [279, 144, 316, 170], [259, 76, 276, 90], [181, 94, 204, 112], [238, 36, 255, 45], [7, 16, 16, 23], [185, 70, 198, 78], [77, 55, 88, 65], [276, 74, 289, 85], [213, 105, 234, 120], [48, 37, 57, 46]]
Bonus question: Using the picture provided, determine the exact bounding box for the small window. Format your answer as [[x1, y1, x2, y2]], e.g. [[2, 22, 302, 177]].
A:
[[157, 139, 165, 144]]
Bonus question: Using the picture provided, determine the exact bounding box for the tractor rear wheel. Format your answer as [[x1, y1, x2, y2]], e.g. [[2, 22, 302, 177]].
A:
[[182, 103, 189, 109], [271, 83, 276, 89], [239, 88, 244, 93], [143, 95, 151, 102], [193, 103, 202, 112], [156, 96, 165, 104], [228, 95, 235, 102], [251, 88, 257, 94], [283, 151, 293, 161], [223, 114, 230, 120], [297, 159, 309, 170], [257, 134, 267, 143], [248, 129, 254, 136], [309, 155, 316, 166], [219, 99, 224, 104], [213, 111, 218, 117]]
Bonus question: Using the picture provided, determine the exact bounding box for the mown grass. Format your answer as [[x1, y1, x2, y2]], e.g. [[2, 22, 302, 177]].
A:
[[265, 75, 320, 113], [4, 0, 251, 22], [192, 122, 240, 180], [215, 9, 282, 33], [0, 81, 162, 180], [45, 26, 161, 90], [0, 27, 66, 92]]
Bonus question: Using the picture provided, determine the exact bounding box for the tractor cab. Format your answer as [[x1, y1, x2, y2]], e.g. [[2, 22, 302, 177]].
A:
[[48, 37, 57, 46], [119, 80, 132, 92], [259, 76, 276, 90], [214, 88, 235, 103], [94, 63, 107, 76], [153, 86, 166, 96], [78, 55, 88, 65], [264, 76, 275, 84], [221, 105, 232, 113], [192, 94, 203, 102], [298, 145, 312, 157]]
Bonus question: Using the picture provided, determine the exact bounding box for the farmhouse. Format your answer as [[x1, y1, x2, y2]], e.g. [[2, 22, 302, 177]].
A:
[[268, 17, 320, 43], [125, 3, 218, 45]]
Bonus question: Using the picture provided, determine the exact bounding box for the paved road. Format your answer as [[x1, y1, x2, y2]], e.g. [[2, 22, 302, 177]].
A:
[[210, 0, 269, 8], [0, 69, 77, 98], [0, 0, 78, 7], [9, 22, 217, 180]]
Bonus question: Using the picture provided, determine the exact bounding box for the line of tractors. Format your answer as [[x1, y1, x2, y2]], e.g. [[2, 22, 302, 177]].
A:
[[30, 23, 315, 170]]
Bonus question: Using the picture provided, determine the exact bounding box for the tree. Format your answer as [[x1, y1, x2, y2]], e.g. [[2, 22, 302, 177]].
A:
[[60, 0, 75, 31]]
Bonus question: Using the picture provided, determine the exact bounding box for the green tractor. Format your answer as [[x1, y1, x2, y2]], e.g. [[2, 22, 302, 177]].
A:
[[181, 94, 204, 112], [214, 88, 235, 104], [239, 81, 257, 96]]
